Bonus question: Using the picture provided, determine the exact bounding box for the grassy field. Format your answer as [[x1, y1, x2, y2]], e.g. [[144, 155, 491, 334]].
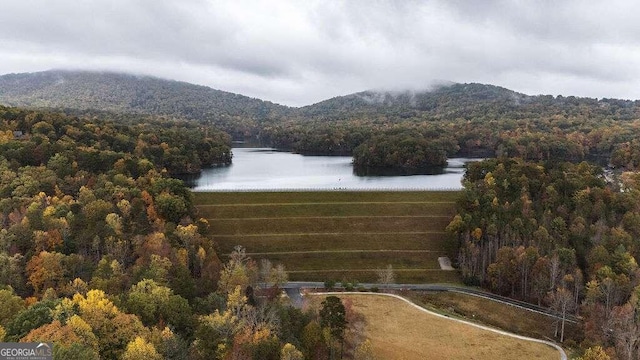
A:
[[193, 191, 459, 204], [195, 191, 461, 283], [212, 232, 449, 253], [290, 269, 462, 283], [197, 202, 456, 218], [321, 294, 562, 360], [414, 291, 581, 343], [207, 216, 453, 235]]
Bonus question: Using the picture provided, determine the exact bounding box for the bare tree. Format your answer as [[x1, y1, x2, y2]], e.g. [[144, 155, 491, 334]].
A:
[[599, 277, 617, 315], [572, 269, 584, 315], [610, 303, 639, 360], [269, 264, 288, 287], [376, 265, 395, 285], [230, 245, 249, 264], [259, 258, 272, 284], [241, 302, 281, 334], [548, 254, 561, 290], [548, 286, 575, 342]]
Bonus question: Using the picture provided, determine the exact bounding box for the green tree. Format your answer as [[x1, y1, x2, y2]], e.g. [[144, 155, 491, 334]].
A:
[[126, 279, 193, 336], [354, 339, 375, 360], [73, 290, 147, 360], [218, 246, 256, 295], [5, 300, 58, 341], [0, 288, 25, 327], [122, 337, 162, 360], [53, 342, 99, 360], [577, 346, 610, 360], [301, 321, 325, 358], [320, 296, 347, 359], [280, 343, 304, 360]]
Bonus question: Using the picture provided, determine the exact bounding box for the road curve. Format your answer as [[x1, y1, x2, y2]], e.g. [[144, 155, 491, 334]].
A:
[[278, 281, 579, 324], [313, 292, 567, 360]]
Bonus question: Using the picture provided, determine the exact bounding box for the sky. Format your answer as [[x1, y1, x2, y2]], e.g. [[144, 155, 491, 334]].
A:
[[1, 0, 640, 107]]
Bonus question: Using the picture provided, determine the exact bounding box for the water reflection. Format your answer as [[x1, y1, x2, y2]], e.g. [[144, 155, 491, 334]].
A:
[[184, 148, 479, 191]]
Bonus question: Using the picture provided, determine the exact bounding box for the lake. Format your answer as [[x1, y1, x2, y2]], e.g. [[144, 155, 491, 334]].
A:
[[187, 148, 476, 191]]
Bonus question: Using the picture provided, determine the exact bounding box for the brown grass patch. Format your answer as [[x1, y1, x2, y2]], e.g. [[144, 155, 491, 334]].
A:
[[193, 191, 461, 205], [213, 232, 449, 253], [194, 191, 462, 284], [288, 269, 461, 283], [206, 216, 452, 235], [197, 202, 456, 218], [415, 291, 580, 343], [326, 294, 561, 360]]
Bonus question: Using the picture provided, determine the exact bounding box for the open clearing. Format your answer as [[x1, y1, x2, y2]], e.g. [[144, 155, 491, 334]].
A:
[[195, 191, 461, 283], [329, 293, 562, 360], [415, 291, 580, 343]]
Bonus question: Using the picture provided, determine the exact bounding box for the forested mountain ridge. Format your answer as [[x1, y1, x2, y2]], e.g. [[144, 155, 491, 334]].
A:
[[299, 82, 640, 122], [5, 70, 640, 124], [0, 70, 290, 139], [299, 83, 530, 118], [4, 70, 640, 173]]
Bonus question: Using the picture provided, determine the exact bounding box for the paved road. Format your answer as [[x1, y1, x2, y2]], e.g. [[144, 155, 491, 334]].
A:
[[277, 281, 579, 324], [284, 287, 304, 308]]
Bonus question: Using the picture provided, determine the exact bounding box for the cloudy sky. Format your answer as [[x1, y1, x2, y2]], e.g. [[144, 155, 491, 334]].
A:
[[1, 0, 640, 106]]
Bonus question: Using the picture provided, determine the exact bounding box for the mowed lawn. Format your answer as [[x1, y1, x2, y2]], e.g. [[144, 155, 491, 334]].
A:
[[194, 191, 462, 283], [335, 294, 561, 360]]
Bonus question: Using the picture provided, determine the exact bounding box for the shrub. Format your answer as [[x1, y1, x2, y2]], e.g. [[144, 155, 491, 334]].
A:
[[324, 280, 336, 290]]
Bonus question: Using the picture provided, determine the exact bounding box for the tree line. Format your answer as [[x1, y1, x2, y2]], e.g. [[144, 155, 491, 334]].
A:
[[0, 106, 232, 174], [0, 106, 373, 359], [447, 158, 640, 358], [258, 108, 640, 175]]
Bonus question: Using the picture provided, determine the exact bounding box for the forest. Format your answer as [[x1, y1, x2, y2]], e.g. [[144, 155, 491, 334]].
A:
[[4, 72, 640, 175], [260, 85, 640, 175], [263, 85, 640, 357], [446, 158, 640, 358], [0, 106, 371, 360], [4, 73, 640, 358]]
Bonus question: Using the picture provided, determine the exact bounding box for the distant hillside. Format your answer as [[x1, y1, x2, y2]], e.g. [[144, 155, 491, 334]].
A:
[[3, 70, 640, 146], [299, 82, 640, 122], [0, 70, 290, 138], [300, 83, 530, 117]]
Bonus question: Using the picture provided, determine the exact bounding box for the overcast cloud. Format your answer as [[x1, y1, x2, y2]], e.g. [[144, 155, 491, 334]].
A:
[[1, 0, 640, 106]]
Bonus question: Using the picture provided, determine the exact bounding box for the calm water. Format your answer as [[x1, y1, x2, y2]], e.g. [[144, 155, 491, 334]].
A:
[[188, 148, 475, 191]]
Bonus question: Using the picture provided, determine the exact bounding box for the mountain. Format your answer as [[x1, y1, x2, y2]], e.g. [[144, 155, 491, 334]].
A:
[[0, 69, 290, 122], [300, 83, 528, 115], [300, 82, 640, 122], [2, 70, 639, 132]]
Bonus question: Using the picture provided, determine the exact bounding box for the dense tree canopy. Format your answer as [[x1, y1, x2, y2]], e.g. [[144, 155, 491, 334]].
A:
[[4, 74, 640, 357], [448, 158, 640, 357], [0, 107, 375, 359]]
